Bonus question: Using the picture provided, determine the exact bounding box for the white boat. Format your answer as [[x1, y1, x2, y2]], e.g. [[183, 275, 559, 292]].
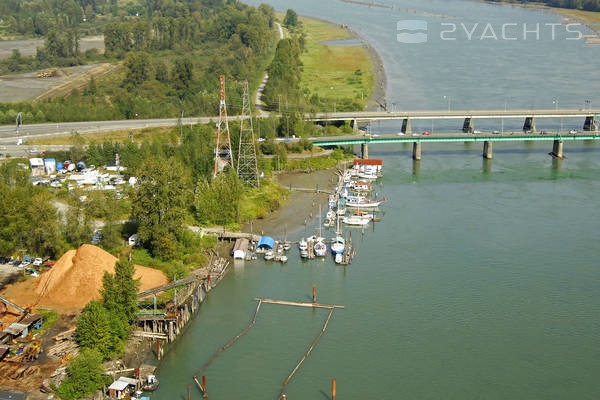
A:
[[280, 255, 288, 263], [324, 217, 332, 227], [353, 181, 372, 191], [264, 251, 274, 261], [343, 215, 370, 226], [326, 210, 334, 220], [330, 237, 345, 255], [340, 187, 349, 198], [335, 253, 343, 264], [300, 249, 309, 258], [283, 243, 291, 251], [314, 239, 328, 257], [357, 172, 379, 180], [346, 198, 385, 208], [298, 239, 308, 251]]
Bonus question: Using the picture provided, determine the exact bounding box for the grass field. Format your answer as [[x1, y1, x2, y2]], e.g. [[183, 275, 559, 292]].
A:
[[296, 16, 374, 110], [29, 126, 179, 145]]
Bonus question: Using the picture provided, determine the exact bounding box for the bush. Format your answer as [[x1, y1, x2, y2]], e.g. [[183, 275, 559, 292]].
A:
[[56, 349, 110, 400]]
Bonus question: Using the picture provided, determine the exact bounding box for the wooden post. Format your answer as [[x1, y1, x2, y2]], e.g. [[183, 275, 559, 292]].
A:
[[187, 384, 191, 400], [157, 340, 161, 360], [202, 375, 208, 398], [332, 378, 336, 400], [312, 285, 316, 303]]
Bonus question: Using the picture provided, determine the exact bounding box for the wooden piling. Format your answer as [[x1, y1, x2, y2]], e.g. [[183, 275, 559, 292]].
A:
[[332, 378, 336, 400], [312, 285, 317, 303]]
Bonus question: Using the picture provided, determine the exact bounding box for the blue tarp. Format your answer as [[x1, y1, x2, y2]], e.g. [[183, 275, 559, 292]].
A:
[[257, 236, 275, 250]]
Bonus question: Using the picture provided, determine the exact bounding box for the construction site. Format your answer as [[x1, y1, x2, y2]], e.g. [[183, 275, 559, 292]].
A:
[[0, 243, 231, 399]]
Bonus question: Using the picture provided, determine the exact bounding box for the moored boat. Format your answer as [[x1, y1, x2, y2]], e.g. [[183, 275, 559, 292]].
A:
[[264, 251, 274, 261], [342, 215, 370, 226], [314, 239, 328, 257], [330, 236, 345, 255]]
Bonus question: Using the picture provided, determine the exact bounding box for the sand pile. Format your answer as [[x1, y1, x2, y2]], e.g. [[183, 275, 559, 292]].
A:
[[1, 244, 168, 313]]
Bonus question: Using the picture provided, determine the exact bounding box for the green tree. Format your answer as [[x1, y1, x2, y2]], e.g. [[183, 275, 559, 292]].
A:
[[101, 257, 140, 322], [131, 158, 189, 258], [123, 51, 152, 89], [56, 349, 109, 400], [283, 9, 298, 28], [75, 301, 118, 358]]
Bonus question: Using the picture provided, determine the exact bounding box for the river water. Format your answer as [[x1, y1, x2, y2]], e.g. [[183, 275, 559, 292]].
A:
[[154, 1, 600, 399]]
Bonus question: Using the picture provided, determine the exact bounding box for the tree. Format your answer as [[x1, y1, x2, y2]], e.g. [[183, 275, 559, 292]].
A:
[[283, 9, 298, 28], [123, 51, 152, 89], [56, 349, 109, 400], [75, 301, 118, 358], [131, 158, 189, 258], [65, 201, 93, 247], [101, 257, 140, 322]]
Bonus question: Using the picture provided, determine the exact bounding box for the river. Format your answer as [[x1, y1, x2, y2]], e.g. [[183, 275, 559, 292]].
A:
[[153, 1, 600, 399]]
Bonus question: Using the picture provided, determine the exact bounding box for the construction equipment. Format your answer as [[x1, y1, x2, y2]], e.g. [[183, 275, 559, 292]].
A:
[[37, 69, 57, 78]]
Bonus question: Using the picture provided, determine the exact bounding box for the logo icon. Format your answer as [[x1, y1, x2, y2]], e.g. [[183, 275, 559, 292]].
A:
[[397, 20, 428, 44]]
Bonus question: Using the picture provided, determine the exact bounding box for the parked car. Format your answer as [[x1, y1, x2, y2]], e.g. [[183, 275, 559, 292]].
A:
[[540, 130, 548, 135], [473, 130, 482, 134], [422, 131, 431, 135], [33, 258, 43, 267], [492, 130, 501, 134], [21, 261, 31, 268], [569, 130, 578, 134]]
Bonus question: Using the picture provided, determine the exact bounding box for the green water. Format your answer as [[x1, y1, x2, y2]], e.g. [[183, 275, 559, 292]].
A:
[[155, 142, 600, 399]]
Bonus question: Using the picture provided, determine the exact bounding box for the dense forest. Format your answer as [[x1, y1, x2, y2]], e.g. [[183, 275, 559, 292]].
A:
[[0, 0, 277, 122], [488, 0, 600, 11]]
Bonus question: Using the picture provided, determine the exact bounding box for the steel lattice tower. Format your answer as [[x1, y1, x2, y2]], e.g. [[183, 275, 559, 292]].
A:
[[237, 80, 260, 187], [213, 75, 234, 177]]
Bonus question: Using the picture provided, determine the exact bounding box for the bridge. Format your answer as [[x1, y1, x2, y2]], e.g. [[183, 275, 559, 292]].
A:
[[309, 108, 600, 136], [312, 132, 600, 160]]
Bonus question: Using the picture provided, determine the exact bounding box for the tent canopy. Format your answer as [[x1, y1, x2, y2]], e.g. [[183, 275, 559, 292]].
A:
[[257, 236, 275, 250]]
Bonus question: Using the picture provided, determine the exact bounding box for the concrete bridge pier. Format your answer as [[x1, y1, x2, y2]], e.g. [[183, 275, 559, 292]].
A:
[[551, 140, 564, 158], [412, 142, 421, 161], [523, 117, 536, 132], [361, 143, 369, 159], [482, 141, 492, 159], [401, 118, 412, 134], [583, 116, 598, 131], [463, 117, 474, 133], [352, 119, 359, 133]]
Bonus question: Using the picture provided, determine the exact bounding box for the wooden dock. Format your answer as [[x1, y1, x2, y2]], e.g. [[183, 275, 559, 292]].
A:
[[254, 298, 345, 309]]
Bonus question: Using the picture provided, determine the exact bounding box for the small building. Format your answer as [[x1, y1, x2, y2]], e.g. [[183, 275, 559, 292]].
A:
[[0, 314, 44, 343], [353, 158, 383, 172], [256, 236, 275, 250], [29, 158, 45, 176], [108, 376, 138, 399], [232, 238, 249, 259]]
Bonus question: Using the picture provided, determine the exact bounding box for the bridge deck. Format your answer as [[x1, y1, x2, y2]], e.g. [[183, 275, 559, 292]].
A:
[[313, 134, 600, 146]]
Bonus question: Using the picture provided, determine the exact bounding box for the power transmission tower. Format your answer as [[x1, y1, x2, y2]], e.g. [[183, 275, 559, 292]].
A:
[[213, 75, 234, 177], [237, 80, 260, 187]]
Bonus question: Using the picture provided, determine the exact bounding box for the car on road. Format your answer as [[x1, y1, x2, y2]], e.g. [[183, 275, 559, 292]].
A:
[[473, 130, 481, 134], [29, 148, 39, 153], [492, 130, 501, 134], [422, 131, 432, 135], [569, 129, 578, 134]]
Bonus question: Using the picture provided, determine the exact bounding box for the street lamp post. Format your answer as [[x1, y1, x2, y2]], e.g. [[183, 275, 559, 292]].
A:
[[443, 95, 451, 111], [553, 97, 562, 133]]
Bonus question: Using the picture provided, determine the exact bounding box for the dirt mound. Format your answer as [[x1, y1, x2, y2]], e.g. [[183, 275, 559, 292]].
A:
[[1, 245, 168, 313]]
